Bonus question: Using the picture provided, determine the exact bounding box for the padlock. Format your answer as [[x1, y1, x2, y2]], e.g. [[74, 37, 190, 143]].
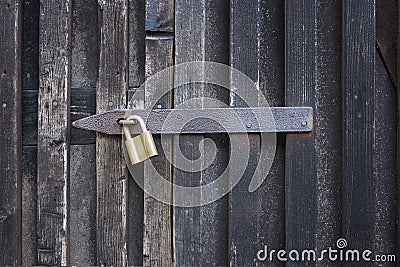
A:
[[122, 115, 158, 165]]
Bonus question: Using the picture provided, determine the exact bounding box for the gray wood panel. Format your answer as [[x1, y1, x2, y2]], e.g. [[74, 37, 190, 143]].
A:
[[22, 146, 37, 265], [96, 1, 129, 265], [143, 36, 174, 267], [174, 0, 230, 265], [285, 2, 317, 267], [315, 1, 342, 266], [0, 1, 22, 265], [229, 0, 263, 266], [37, 0, 71, 264], [342, 2, 376, 266]]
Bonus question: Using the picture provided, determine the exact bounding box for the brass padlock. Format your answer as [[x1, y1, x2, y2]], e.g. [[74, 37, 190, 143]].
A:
[[122, 115, 158, 165]]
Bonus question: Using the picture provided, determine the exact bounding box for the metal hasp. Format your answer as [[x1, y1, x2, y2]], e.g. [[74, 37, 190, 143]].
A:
[[72, 107, 313, 134]]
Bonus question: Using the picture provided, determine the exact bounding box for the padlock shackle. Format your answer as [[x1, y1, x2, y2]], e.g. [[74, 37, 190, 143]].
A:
[[125, 115, 147, 132]]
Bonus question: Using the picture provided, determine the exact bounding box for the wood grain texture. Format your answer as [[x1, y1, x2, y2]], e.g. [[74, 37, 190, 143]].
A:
[[315, 1, 342, 266], [22, 0, 39, 90], [285, 1, 317, 266], [22, 146, 37, 265], [229, 0, 262, 266], [37, 0, 71, 265], [129, 0, 145, 88], [372, 53, 397, 266], [174, 0, 230, 265], [22, 89, 96, 146], [0, 1, 22, 265], [96, 1, 129, 265], [146, 0, 174, 32], [342, 0, 376, 261], [174, 1, 206, 265], [142, 36, 174, 267], [258, 1, 286, 265], [70, 145, 97, 265], [70, 6, 98, 261], [127, 0, 145, 264]]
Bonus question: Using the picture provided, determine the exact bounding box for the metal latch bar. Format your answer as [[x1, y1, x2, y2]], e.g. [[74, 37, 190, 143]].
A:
[[72, 107, 313, 135]]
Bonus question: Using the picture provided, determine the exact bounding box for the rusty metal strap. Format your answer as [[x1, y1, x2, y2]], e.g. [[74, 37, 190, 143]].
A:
[[72, 107, 313, 135]]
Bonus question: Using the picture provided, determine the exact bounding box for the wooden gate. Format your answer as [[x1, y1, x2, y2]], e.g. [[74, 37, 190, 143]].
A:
[[0, 0, 398, 266]]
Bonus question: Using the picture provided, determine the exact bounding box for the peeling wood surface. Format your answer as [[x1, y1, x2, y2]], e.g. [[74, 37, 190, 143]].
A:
[[0, 0, 22, 265], [96, 0, 129, 265], [37, 0, 71, 265]]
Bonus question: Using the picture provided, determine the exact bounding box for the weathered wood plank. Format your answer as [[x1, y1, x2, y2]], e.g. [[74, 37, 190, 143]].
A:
[[372, 53, 397, 266], [37, 0, 71, 265], [342, 0, 376, 261], [22, 146, 37, 265], [142, 36, 174, 267], [174, 0, 230, 265], [258, 1, 286, 265], [129, 0, 146, 88], [22, 0, 39, 90], [0, 1, 22, 265], [146, 0, 174, 32], [71, 0, 98, 89], [285, 1, 317, 266], [126, 1, 145, 260], [22, 89, 96, 146], [127, 88, 144, 266], [70, 145, 97, 265], [229, 0, 262, 266], [315, 1, 342, 266], [96, 1, 129, 265]]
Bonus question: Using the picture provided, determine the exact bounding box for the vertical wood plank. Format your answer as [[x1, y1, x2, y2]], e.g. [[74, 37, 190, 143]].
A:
[[96, 1, 129, 265], [70, 144, 97, 265], [372, 54, 397, 266], [229, 0, 262, 266], [173, 2, 204, 265], [174, 0, 230, 265], [127, 0, 145, 264], [285, 1, 317, 266], [258, 1, 286, 265], [0, 0, 22, 265], [315, 1, 342, 266], [22, 146, 37, 265], [129, 0, 145, 88], [342, 0, 376, 261], [69, 0, 98, 264], [22, 0, 39, 90], [37, 0, 71, 265], [143, 36, 174, 267]]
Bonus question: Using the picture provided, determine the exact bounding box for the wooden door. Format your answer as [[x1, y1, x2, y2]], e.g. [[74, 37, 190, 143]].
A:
[[0, 0, 398, 266]]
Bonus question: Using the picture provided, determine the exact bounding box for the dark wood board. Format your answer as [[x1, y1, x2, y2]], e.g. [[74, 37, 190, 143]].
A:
[[22, 0, 39, 90], [69, 145, 97, 265], [342, 1, 376, 266], [0, 1, 22, 265], [258, 1, 286, 265], [142, 36, 174, 267], [285, 1, 317, 267], [371, 53, 397, 266], [129, 0, 146, 88], [228, 0, 264, 266], [22, 146, 37, 265], [37, 0, 71, 265], [174, 0, 230, 265], [315, 0, 343, 266], [96, 1, 129, 265]]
